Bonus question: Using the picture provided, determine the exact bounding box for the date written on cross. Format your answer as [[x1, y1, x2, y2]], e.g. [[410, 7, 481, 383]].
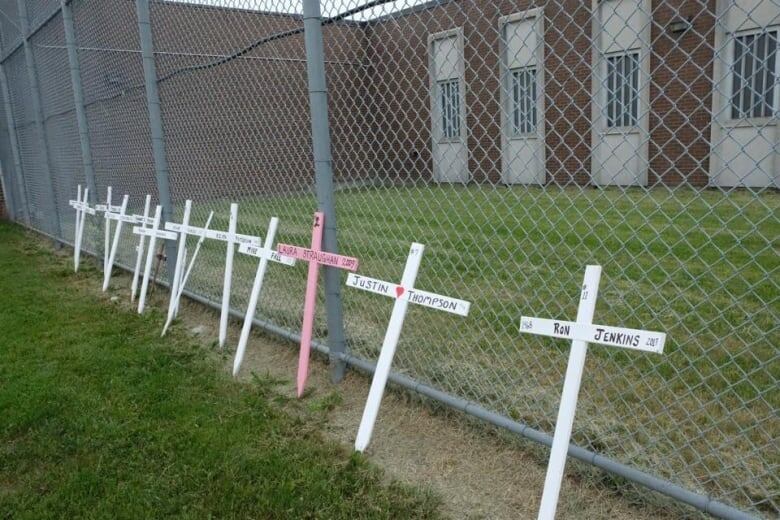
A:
[[519, 317, 666, 353]]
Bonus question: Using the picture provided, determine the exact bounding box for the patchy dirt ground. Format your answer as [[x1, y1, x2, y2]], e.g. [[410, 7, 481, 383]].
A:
[[83, 249, 681, 520]]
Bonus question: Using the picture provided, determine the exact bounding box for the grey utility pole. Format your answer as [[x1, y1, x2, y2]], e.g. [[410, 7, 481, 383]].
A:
[[61, 0, 98, 205], [302, 0, 349, 383], [0, 54, 29, 224], [17, 0, 62, 241], [135, 0, 177, 282]]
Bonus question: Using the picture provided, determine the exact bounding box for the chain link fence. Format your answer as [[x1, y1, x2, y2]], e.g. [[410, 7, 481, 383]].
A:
[[0, 1, 777, 518]]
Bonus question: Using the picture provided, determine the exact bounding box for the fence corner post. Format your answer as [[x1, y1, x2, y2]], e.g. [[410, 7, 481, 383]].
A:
[[61, 0, 97, 206], [0, 53, 29, 225], [302, 0, 348, 384], [135, 0, 177, 283]]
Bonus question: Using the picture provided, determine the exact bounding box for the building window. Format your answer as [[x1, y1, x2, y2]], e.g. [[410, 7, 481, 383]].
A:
[[731, 29, 778, 119], [438, 79, 460, 140], [511, 67, 537, 135], [606, 52, 639, 128]]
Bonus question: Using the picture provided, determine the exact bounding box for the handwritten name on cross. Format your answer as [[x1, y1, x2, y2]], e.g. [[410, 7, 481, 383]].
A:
[[232, 217, 296, 376], [276, 212, 359, 397], [164, 203, 262, 345], [518, 265, 666, 520], [345, 242, 470, 452]]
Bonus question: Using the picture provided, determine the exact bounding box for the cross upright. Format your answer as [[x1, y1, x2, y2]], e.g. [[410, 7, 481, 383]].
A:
[[345, 242, 470, 452], [68, 184, 95, 272], [519, 265, 666, 520], [164, 202, 263, 345], [277, 211, 359, 397]]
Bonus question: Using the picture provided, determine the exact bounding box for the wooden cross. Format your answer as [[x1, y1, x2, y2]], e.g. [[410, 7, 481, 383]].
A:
[[164, 202, 262, 344], [133, 205, 178, 314], [518, 265, 666, 520], [232, 216, 296, 376], [130, 195, 152, 302], [101, 194, 130, 292], [68, 184, 94, 272], [345, 242, 470, 452], [160, 208, 216, 336], [94, 187, 121, 274], [277, 211, 359, 397]]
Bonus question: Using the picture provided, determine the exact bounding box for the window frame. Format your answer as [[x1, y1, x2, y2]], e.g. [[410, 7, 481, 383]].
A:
[[428, 28, 466, 145], [498, 8, 545, 144], [509, 65, 538, 137], [604, 50, 640, 130], [728, 26, 780, 122]]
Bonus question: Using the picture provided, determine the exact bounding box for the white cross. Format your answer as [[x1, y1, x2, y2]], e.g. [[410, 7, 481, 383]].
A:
[[133, 205, 178, 314], [130, 195, 152, 302], [94, 186, 120, 273], [68, 184, 95, 272], [345, 242, 470, 452], [101, 194, 129, 292], [160, 199, 194, 336], [161, 209, 215, 336], [518, 265, 666, 520], [163, 202, 262, 346], [232, 217, 296, 376]]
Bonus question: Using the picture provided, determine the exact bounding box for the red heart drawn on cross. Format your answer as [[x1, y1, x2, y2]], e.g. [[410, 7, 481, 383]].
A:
[[395, 286, 405, 298]]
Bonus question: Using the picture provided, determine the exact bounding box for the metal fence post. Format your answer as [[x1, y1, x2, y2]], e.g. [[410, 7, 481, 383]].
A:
[[17, 0, 62, 241], [135, 0, 176, 283], [0, 59, 29, 224], [60, 0, 97, 205], [0, 161, 16, 219], [302, 0, 348, 383]]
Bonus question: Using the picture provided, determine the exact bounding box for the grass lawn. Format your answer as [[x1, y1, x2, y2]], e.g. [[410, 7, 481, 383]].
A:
[[0, 222, 441, 518], [65, 184, 777, 515]]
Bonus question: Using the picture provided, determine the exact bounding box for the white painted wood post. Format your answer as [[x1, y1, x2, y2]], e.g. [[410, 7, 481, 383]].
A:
[[172, 211, 213, 319], [102, 194, 129, 291], [73, 184, 81, 271], [138, 205, 162, 314], [74, 187, 89, 272], [354, 243, 425, 452], [163, 200, 191, 328], [232, 217, 280, 376], [219, 203, 238, 348], [537, 265, 601, 520], [162, 211, 214, 336], [131, 194, 152, 302], [103, 186, 111, 272]]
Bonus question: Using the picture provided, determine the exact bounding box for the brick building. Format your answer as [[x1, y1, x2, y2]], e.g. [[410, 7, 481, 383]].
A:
[[4, 0, 778, 214], [148, 0, 777, 190]]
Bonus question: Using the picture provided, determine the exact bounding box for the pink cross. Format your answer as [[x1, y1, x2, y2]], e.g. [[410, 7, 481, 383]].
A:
[[277, 211, 359, 397]]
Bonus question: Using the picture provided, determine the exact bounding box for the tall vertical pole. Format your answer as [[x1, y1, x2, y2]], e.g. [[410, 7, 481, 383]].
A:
[[17, 0, 62, 241], [0, 162, 16, 219], [61, 0, 97, 205], [0, 58, 28, 224], [135, 0, 176, 282], [537, 266, 602, 520], [302, 0, 348, 383]]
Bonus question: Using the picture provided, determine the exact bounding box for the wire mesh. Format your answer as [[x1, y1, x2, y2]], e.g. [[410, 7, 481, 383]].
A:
[[0, 0, 776, 517]]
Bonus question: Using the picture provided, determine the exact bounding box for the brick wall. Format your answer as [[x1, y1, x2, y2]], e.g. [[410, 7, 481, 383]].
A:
[[363, 0, 718, 187], [57, 0, 722, 194]]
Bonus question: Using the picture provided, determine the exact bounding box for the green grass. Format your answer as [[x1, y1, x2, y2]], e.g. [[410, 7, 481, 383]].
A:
[[0, 222, 441, 519], [65, 185, 778, 515]]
